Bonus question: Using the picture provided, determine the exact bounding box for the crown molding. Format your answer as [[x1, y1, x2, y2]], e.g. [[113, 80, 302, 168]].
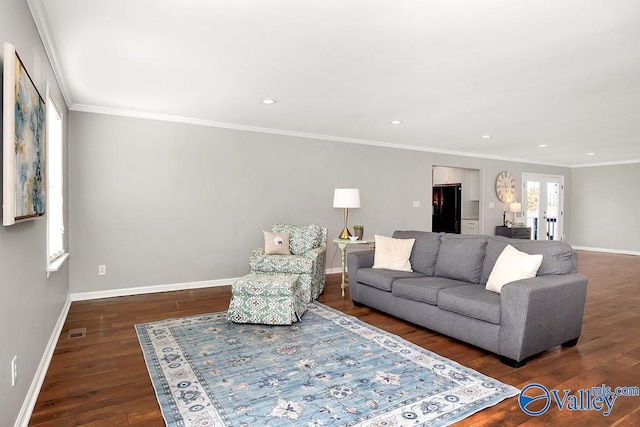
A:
[[570, 159, 640, 168], [70, 103, 574, 168], [27, 0, 73, 107]]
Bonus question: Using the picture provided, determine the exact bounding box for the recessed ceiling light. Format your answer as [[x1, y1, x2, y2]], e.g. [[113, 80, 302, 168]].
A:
[[390, 120, 403, 125], [481, 134, 491, 139], [261, 99, 276, 105], [538, 144, 548, 148], [587, 152, 595, 156]]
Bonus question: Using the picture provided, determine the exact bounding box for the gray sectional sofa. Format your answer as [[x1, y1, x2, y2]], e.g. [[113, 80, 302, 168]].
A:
[[347, 231, 588, 366]]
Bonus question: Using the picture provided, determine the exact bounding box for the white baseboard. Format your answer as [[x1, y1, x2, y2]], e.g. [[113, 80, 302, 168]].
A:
[[573, 246, 640, 256], [70, 271, 346, 302], [14, 293, 72, 427], [70, 277, 238, 301]]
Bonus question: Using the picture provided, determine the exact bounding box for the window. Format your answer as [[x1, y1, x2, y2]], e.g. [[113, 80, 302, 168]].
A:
[[46, 84, 68, 274]]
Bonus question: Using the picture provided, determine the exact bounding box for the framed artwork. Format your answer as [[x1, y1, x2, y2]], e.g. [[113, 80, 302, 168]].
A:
[[3, 42, 46, 226]]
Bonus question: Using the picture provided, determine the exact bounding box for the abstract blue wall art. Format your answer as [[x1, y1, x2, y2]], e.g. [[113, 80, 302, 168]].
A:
[[3, 42, 46, 226]]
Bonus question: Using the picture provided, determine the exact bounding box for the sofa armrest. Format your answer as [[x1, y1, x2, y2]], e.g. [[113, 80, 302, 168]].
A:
[[346, 250, 375, 302], [347, 250, 375, 279], [499, 273, 588, 362], [304, 245, 326, 262]]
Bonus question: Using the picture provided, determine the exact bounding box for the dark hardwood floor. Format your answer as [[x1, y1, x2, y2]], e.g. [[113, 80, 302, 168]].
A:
[[30, 251, 640, 426]]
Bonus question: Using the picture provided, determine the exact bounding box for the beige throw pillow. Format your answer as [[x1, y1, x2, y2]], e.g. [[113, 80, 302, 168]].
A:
[[264, 231, 290, 255], [486, 244, 543, 293], [372, 235, 415, 272]]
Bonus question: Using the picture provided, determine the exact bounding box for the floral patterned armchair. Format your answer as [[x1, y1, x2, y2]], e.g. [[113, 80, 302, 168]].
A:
[[249, 224, 327, 301]]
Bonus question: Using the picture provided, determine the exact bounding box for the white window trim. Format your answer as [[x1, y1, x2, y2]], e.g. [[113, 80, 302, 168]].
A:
[[47, 253, 69, 277], [45, 82, 69, 277]]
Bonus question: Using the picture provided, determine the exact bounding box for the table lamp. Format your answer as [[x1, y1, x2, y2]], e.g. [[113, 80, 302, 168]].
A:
[[509, 202, 522, 225], [333, 188, 360, 239]]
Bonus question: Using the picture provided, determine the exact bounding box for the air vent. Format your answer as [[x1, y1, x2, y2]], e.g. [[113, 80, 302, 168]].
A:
[[68, 328, 86, 339]]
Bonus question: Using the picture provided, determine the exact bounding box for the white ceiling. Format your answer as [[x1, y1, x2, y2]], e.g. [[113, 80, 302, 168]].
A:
[[29, 0, 640, 167]]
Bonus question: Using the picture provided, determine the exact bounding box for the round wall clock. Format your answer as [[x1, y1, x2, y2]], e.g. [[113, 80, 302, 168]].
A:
[[495, 171, 516, 202]]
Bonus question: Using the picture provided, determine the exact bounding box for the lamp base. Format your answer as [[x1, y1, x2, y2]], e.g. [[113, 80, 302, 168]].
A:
[[338, 227, 352, 240]]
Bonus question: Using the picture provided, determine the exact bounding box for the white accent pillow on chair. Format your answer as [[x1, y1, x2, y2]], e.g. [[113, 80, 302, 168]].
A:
[[264, 231, 290, 255]]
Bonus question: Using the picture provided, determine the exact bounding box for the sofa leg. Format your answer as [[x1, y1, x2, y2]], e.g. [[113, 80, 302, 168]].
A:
[[352, 300, 364, 308], [500, 356, 526, 368], [562, 337, 579, 347]]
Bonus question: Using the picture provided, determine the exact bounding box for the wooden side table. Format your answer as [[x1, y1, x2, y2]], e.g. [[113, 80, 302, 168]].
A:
[[333, 238, 375, 297]]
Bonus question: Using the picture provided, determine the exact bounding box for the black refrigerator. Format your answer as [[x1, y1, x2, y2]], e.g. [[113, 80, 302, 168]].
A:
[[432, 184, 461, 234]]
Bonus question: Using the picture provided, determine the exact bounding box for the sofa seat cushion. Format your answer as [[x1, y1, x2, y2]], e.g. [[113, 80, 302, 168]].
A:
[[392, 277, 470, 305], [435, 236, 487, 284], [438, 285, 501, 324], [355, 268, 425, 292]]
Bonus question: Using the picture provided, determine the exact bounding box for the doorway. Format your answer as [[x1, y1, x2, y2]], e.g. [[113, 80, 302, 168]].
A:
[[432, 166, 481, 235], [522, 173, 564, 241]]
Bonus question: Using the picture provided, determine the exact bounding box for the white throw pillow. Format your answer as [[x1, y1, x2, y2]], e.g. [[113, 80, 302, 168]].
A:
[[264, 231, 290, 255], [372, 235, 415, 272], [486, 244, 543, 293]]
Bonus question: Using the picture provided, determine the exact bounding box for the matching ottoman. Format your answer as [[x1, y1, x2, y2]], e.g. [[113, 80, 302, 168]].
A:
[[227, 274, 307, 325]]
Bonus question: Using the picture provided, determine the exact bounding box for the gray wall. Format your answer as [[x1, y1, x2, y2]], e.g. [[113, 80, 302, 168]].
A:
[[571, 163, 640, 252], [68, 111, 572, 294], [0, 0, 70, 424]]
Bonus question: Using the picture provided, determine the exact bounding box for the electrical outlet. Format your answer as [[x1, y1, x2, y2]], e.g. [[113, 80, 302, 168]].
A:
[[11, 355, 17, 387], [412, 201, 421, 208], [98, 265, 107, 276]]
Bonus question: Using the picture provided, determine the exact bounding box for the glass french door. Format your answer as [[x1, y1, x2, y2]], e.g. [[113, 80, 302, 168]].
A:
[[522, 173, 564, 241]]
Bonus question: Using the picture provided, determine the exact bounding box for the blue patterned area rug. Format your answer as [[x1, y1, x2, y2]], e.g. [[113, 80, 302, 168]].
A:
[[135, 302, 519, 426]]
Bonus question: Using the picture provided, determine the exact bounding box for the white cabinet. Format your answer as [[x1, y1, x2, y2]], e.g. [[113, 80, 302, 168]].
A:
[[462, 169, 479, 201], [433, 167, 463, 185], [434, 167, 477, 194], [448, 168, 463, 184], [433, 167, 447, 185], [461, 220, 479, 235]]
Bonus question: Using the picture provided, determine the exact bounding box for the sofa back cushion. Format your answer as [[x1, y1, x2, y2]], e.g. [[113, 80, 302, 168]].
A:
[[480, 237, 577, 285], [435, 235, 487, 284], [392, 230, 442, 276]]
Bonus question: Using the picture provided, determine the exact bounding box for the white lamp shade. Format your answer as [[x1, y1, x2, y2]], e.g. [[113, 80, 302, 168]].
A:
[[509, 202, 522, 213], [333, 188, 361, 208]]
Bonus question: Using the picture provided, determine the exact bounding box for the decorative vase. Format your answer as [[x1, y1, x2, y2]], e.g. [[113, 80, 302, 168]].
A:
[[353, 226, 364, 240]]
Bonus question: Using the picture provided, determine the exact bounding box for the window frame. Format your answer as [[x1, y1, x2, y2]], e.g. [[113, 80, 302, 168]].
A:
[[45, 82, 68, 276]]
